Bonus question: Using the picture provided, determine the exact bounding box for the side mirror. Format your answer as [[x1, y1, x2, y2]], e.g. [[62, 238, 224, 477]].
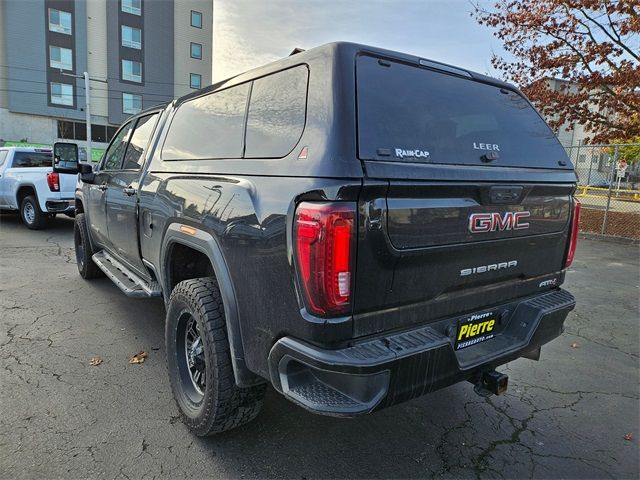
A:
[[78, 162, 95, 184], [53, 142, 79, 174]]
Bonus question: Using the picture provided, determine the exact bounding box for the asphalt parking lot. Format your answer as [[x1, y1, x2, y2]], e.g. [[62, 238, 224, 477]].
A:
[[1, 213, 638, 479]]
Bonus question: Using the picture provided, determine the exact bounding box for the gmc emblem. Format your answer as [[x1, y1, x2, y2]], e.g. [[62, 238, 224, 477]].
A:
[[468, 211, 531, 233]]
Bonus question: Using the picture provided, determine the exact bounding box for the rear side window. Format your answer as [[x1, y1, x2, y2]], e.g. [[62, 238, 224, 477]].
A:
[[244, 66, 308, 158], [356, 55, 570, 169], [162, 83, 250, 160], [12, 152, 53, 168], [162, 65, 308, 161], [0, 151, 8, 167]]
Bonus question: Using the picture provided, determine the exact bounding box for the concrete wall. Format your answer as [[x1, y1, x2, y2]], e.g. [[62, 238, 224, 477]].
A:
[[0, 1, 7, 109], [173, 0, 213, 98], [0, 108, 57, 144]]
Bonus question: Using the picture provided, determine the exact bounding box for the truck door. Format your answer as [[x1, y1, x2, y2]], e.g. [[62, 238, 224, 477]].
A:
[[0, 150, 10, 206], [87, 120, 134, 249], [105, 112, 160, 276]]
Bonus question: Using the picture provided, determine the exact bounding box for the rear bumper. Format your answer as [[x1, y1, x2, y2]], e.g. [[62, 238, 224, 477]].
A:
[[268, 289, 575, 416], [45, 199, 75, 213]]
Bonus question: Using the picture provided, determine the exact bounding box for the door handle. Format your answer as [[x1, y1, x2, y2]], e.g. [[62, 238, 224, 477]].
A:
[[123, 187, 136, 196]]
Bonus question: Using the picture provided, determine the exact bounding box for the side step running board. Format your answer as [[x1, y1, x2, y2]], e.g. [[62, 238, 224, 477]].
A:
[[92, 251, 162, 298]]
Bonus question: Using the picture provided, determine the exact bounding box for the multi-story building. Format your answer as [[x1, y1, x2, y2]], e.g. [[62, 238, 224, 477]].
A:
[[0, 0, 212, 160], [542, 78, 591, 149]]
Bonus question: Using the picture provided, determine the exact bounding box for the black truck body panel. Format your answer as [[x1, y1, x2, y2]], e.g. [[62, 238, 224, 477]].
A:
[[76, 42, 578, 415]]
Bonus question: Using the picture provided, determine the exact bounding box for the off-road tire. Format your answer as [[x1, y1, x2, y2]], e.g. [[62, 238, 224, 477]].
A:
[[166, 277, 266, 436], [20, 195, 48, 230], [74, 213, 104, 279]]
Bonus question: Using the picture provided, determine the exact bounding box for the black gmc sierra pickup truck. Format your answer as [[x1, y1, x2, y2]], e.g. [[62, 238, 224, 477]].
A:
[[60, 42, 580, 436]]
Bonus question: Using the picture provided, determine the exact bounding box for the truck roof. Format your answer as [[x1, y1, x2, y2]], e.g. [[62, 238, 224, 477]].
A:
[[176, 41, 518, 106]]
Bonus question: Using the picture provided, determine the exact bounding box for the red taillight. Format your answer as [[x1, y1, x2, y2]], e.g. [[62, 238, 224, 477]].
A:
[[565, 198, 581, 268], [294, 202, 356, 316], [47, 172, 60, 192]]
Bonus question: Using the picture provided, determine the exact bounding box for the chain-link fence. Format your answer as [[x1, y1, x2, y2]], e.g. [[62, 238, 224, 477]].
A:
[[564, 144, 640, 239]]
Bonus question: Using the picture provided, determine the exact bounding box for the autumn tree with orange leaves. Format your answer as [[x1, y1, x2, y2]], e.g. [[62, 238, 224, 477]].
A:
[[473, 0, 639, 144]]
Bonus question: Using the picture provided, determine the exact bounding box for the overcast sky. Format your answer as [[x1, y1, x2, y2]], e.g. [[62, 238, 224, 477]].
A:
[[212, 0, 504, 82]]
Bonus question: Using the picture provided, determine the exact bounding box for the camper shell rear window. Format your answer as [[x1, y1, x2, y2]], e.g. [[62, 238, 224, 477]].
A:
[[356, 55, 571, 169]]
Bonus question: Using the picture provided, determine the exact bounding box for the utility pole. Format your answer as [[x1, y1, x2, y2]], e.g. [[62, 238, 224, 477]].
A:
[[60, 70, 107, 162], [84, 72, 92, 161]]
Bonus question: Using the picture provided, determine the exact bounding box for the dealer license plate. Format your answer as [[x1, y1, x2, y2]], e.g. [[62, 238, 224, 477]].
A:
[[455, 312, 497, 350]]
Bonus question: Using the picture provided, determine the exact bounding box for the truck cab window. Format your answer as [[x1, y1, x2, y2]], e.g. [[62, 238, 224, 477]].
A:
[[102, 121, 133, 170], [122, 113, 159, 170]]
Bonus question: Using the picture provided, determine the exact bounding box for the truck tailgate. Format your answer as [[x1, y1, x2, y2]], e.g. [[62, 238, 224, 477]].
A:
[[352, 181, 574, 337], [58, 172, 77, 198]]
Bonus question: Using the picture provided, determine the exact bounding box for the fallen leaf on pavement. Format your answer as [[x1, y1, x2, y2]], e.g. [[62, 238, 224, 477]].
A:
[[570, 342, 579, 348], [624, 433, 633, 441], [129, 351, 148, 364], [89, 356, 103, 366]]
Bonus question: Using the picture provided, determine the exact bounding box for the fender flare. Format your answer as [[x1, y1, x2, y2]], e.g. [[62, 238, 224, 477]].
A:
[[14, 182, 39, 210], [160, 222, 264, 387]]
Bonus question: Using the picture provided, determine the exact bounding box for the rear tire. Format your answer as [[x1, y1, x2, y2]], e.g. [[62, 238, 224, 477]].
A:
[[74, 213, 104, 279], [20, 195, 48, 230], [166, 277, 266, 436]]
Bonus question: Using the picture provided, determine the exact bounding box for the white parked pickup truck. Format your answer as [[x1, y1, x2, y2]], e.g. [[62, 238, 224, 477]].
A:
[[0, 147, 76, 229]]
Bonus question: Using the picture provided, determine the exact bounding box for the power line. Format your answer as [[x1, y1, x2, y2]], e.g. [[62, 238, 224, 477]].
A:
[[0, 63, 197, 86], [0, 87, 177, 101], [0, 76, 186, 100]]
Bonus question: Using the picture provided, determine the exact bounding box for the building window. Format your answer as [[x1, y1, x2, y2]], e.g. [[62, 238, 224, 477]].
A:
[[122, 59, 142, 83], [48, 8, 72, 35], [121, 25, 141, 49], [58, 120, 117, 142], [190, 73, 202, 89], [121, 0, 141, 16], [107, 126, 119, 142], [123, 93, 142, 114], [92, 125, 107, 143], [191, 10, 202, 28], [57, 120, 74, 139], [49, 46, 73, 71], [190, 42, 202, 59], [74, 122, 87, 140], [50, 82, 73, 106]]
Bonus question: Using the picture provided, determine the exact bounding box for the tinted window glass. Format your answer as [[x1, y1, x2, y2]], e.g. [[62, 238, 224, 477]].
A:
[[57, 120, 74, 139], [191, 11, 202, 28], [102, 122, 133, 170], [74, 122, 87, 141], [122, 113, 159, 170], [162, 83, 250, 160], [190, 43, 202, 59], [244, 66, 308, 158], [92, 125, 107, 143], [12, 152, 53, 168], [0, 151, 8, 168], [356, 55, 570, 169]]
